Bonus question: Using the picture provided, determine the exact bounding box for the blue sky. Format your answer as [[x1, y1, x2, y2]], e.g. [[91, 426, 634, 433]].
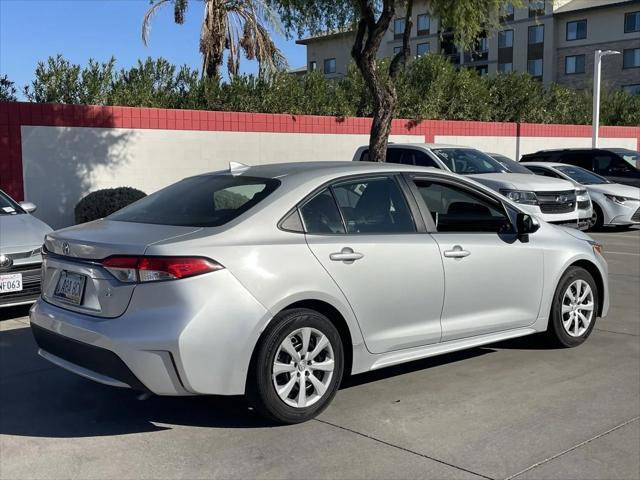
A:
[[0, 0, 307, 95]]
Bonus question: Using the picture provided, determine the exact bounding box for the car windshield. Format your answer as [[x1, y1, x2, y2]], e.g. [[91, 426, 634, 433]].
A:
[[109, 175, 280, 227], [555, 166, 610, 185], [0, 190, 25, 216], [492, 155, 534, 175], [432, 148, 506, 174]]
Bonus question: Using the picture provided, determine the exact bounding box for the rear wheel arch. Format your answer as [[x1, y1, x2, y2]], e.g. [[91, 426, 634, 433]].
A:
[[247, 299, 354, 393]]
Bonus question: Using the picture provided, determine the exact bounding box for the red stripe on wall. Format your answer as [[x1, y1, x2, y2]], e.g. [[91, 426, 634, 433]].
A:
[[1, 102, 638, 201]]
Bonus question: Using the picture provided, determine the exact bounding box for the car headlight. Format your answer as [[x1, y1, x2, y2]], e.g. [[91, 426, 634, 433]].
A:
[[576, 189, 590, 201], [604, 194, 632, 205], [500, 189, 539, 205]]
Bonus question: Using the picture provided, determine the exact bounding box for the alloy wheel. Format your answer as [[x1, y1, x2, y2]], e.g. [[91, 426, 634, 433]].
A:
[[561, 279, 594, 337], [272, 327, 335, 408]]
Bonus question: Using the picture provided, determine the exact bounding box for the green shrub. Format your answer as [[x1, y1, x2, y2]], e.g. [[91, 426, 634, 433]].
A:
[[75, 187, 146, 224]]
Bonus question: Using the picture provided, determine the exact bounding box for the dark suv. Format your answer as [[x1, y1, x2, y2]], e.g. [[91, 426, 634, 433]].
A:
[[520, 149, 640, 187]]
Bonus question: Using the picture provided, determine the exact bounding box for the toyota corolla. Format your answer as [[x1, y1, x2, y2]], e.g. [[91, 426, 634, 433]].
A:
[[30, 162, 609, 423]]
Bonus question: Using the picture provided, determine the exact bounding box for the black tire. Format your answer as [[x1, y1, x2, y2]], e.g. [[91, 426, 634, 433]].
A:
[[248, 308, 344, 424], [546, 266, 599, 348], [587, 203, 604, 231]]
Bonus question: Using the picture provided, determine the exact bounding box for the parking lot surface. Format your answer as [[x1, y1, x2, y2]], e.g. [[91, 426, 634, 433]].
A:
[[1, 228, 638, 480]]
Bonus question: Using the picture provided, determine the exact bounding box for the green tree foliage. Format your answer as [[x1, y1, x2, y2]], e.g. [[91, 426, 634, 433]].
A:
[[11, 54, 640, 127], [0, 75, 18, 101]]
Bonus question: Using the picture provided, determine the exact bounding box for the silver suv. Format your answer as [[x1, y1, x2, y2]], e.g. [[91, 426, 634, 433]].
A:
[[354, 144, 584, 227]]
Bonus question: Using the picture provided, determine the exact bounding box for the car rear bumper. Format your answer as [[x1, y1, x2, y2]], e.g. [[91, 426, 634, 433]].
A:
[[29, 269, 271, 396]]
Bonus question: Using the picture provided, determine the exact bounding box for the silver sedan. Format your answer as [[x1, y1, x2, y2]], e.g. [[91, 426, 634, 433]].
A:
[[30, 162, 609, 423]]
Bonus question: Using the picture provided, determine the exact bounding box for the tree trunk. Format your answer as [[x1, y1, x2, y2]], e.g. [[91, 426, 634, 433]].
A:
[[201, 0, 227, 78], [351, 0, 413, 162]]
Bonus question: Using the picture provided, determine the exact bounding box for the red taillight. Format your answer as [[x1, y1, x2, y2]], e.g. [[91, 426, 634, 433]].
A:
[[102, 256, 224, 283]]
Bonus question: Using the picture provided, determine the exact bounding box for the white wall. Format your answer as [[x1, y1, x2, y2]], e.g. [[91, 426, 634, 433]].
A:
[[21, 126, 423, 229]]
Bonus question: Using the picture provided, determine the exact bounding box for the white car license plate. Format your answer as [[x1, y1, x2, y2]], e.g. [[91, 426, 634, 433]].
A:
[[53, 271, 86, 305], [0, 273, 22, 294]]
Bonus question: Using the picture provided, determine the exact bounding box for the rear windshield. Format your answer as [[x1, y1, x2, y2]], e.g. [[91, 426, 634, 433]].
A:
[[431, 148, 506, 174], [109, 175, 280, 227]]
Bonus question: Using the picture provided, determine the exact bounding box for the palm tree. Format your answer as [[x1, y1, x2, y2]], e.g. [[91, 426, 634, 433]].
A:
[[142, 0, 287, 78]]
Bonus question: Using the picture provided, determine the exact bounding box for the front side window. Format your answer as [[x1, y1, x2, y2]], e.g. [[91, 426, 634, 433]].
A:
[[566, 20, 587, 40], [417, 42, 430, 56], [300, 189, 345, 234], [394, 18, 405, 38], [324, 58, 336, 74], [565, 55, 585, 74], [623, 48, 640, 69], [499, 30, 514, 48], [109, 175, 279, 227], [0, 190, 25, 216], [413, 180, 512, 233], [528, 58, 543, 77], [555, 166, 610, 185], [417, 14, 430, 35], [528, 25, 544, 44], [624, 11, 640, 33], [593, 155, 636, 175], [332, 177, 415, 234], [431, 148, 506, 174]]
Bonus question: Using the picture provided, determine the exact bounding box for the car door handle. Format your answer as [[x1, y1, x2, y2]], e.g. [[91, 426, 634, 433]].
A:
[[330, 247, 364, 263], [443, 245, 471, 259]]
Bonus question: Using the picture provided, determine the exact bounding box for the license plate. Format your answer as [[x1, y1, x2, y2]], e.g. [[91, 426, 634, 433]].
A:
[[0, 273, 22, 294], [53, 271, 86, 305]]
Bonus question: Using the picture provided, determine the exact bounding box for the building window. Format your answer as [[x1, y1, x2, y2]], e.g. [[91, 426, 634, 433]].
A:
[[476, 65, 489, 76], [393, 46, 402, 56], [417, 42, 430, 56], [394, 18, 405, 39], [528, 58, 543, 77], [501, 4, 515, 22], [528, 24, 544, 44], [309, 61, 317, 72], [498, 30, 513, 48], [498, 62, 513, 73], [565, 55, 585, 74], [625, 11, 640, 33], [566, 20, 587, 40], [623, 84, 640, 95], [528, 0, 545, 17], [623, 48, 640, 69], [324, 58, 336, 74], [417, 14, 430, 35]]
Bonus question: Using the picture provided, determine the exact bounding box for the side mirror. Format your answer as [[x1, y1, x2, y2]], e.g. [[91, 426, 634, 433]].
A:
[[19, 201, 37, 213], [516, 213, 540, 241]]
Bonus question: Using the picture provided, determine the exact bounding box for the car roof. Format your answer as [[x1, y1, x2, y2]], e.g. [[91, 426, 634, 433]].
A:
[[385, 142, 476, 150], [524, 148, 625, 155], [522, 162, 572, 168]]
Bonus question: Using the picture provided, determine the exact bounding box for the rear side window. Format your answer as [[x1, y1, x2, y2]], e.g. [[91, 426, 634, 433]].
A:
[[556, 152, 592, 170], [109, 175, 279, 227], [332, 177, 415, 233], [359, 148, 438, 168], [300, 189, 345, 234]]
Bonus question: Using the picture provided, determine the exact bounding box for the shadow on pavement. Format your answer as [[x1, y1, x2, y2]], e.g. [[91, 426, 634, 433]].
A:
[[1, 320, 559, 439], [0, 304, 31, 321]]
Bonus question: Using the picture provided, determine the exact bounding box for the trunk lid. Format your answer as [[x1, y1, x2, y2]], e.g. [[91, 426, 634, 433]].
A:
[[42, 220, 202, 318]]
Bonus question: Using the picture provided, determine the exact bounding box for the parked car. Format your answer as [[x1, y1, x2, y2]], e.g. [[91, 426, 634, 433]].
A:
[[0, 190, 52, 307], [354, 144, 583, 227], [488, 153, 593, 229], [31, 162, 608, 424], [525, 162, 640, 230], [520, 148, 640, 187]]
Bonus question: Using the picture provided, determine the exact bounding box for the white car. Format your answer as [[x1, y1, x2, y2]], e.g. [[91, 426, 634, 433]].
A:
[[30, 162, 608, 424], [0, 190, 52, 307], [525, 162, 640, 230], [354, 144, 584, 227], [488, 153, 593, 229]]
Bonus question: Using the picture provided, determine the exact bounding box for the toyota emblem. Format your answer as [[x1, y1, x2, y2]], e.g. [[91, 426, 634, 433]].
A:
[[62, 242, 70, 255], [0, 254, 13, 270]]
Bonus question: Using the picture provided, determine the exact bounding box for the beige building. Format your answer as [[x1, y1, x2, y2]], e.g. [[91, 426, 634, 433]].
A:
[[296, 0, 640, 93]]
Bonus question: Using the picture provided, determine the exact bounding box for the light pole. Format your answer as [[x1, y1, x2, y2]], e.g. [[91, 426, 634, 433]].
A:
[[592, 49, 620, 148]]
